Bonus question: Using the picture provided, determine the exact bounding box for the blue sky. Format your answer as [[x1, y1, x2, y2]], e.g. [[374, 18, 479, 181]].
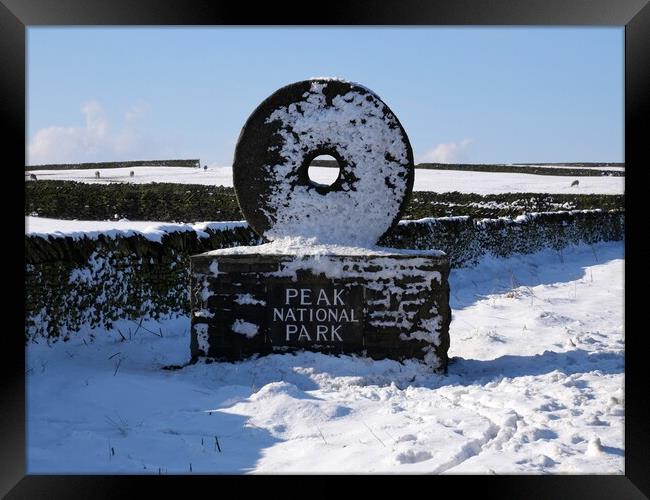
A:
[[27, 27, 623, 166]]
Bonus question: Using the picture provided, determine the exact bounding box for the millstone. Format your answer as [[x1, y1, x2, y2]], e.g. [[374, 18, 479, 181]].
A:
[[232, 78, 415, 246]]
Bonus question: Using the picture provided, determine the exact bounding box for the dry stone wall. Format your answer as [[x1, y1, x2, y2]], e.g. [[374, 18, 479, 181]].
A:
[[25, 209, 624, 341]]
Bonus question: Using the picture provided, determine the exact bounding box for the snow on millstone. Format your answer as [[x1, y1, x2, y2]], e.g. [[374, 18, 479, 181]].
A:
[[232, 78, 414, 246]]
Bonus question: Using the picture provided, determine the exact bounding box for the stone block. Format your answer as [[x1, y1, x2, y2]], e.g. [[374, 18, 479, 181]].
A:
[[190, 250, 451, 372]]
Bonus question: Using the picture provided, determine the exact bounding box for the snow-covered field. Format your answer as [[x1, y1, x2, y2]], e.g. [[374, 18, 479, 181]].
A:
[[25, 166, 624, 195], [26, 241, 624, 474], [411, 170, 623, 195]]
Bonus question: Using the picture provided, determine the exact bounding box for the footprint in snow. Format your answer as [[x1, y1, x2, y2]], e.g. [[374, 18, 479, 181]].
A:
[[571, 434, 586, 444], [520, 427, 559, 442], [536, 311, 575, 326], [586, 415, 609, 426], [395, 434, 417, 443], [536, 401, 567, 412], [394, 449, 433, 464]]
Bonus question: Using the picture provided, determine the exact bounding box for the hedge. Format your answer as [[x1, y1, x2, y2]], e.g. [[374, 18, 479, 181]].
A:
[[25, 210, 624, 341], [26, 180, 624, 222], [26, 181, 242, 222]]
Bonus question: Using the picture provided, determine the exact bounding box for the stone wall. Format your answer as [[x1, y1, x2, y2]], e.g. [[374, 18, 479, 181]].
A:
[[25, 159, 201, 171], [25, 209, 624, 341], [415, 163, 624, 177], [382, 209, 625, 267], [25, 225, 261, 341]]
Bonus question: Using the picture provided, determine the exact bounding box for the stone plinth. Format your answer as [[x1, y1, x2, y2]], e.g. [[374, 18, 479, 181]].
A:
[[190, 249, 451, 372]]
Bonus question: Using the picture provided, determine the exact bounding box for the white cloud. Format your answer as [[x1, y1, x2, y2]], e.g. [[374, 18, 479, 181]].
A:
[[28, 101, 153, 165], [123, 102, 149, 125], [418, 138, 473, 164]]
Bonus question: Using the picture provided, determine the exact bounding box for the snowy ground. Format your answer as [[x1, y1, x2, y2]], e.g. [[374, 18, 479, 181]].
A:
[[25, 165, 624, 195], [26, 241, 624, 474]]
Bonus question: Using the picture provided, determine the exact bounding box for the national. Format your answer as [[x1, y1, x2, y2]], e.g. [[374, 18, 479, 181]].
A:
[[272, 306, 360, 323]]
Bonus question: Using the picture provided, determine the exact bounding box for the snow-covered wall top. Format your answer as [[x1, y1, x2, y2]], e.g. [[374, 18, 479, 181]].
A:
[[232, 78, 414, 246], [25, 217, 247, 244]]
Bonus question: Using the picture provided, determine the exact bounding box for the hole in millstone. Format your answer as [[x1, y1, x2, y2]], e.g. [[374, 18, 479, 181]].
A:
[[308, 155, 341, 187]]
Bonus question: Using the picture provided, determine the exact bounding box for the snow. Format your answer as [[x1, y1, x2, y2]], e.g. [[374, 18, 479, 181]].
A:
[[260, 80, 410, 245], [231, 320, 259, 338], [25, 216, 247, 242], [25, 166, 235, 187], [194, 323, 210, 355], [202, 236, 445, 257], [26, 240, 624, 474], [25, 165, 624, 194], [307, 76, 381, 99], [412, 169, 624, 195], [234, 294, 266, 306]]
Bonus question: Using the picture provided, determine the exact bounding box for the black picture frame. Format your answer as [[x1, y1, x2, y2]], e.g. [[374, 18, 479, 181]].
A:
[[3, 0, 649, 496]]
